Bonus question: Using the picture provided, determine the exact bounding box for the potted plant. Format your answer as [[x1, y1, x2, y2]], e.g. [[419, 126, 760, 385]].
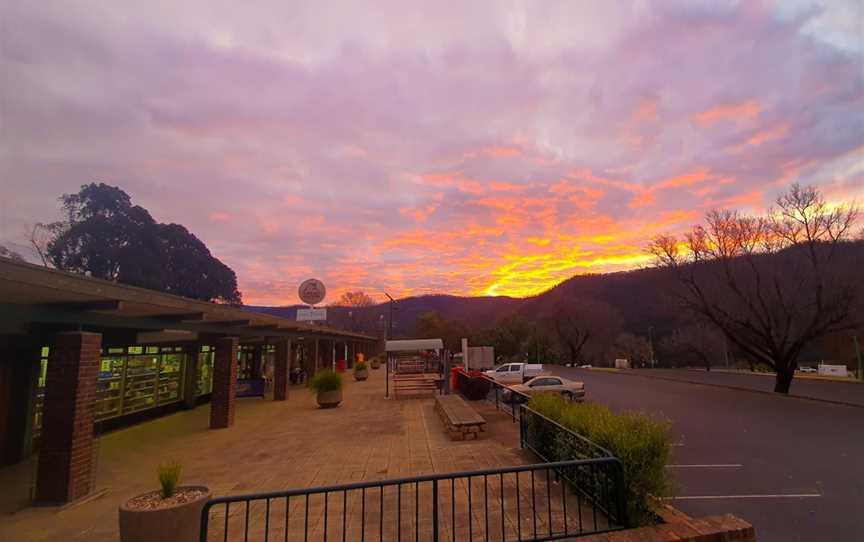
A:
[[119, 461, 210, 542], [354, 360, 369, 381], [310, 370, 343, 408], [370, 354, 381, 370]]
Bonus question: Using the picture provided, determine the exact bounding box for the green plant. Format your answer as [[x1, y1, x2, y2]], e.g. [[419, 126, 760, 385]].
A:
[[354, 361, 367, 371], [157, 461, 183, 499], [528, 394, 671, 527], [309, 370, 343, 393]]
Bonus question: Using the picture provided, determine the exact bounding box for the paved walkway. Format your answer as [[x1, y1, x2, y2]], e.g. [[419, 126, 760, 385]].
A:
[[0, 369, 556, 542]]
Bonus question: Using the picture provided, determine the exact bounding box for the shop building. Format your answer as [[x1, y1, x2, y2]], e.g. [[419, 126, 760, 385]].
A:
[[0, 258, 378, 504]]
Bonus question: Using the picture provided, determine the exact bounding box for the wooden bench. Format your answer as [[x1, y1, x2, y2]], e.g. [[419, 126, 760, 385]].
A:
[[434, 395, 486, 441]]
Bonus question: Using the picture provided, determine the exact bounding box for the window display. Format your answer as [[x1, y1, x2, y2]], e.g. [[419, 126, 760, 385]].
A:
[[96, 356, 124, 419], [196, 345, 214, 395], [122, 353, 159, 414]]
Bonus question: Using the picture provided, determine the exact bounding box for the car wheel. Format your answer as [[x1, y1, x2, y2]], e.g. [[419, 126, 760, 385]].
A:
[[562, 391, 573, 401]]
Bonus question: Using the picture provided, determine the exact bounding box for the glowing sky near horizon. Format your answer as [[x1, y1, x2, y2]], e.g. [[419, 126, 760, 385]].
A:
[[1, 1, 863, 305]]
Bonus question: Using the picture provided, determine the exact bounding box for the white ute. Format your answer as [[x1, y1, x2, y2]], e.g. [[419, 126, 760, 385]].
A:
[[484, 362, 544, 384]]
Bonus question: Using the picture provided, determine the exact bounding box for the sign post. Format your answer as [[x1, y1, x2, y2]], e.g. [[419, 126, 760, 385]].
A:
[[297, 279, 327, 324]]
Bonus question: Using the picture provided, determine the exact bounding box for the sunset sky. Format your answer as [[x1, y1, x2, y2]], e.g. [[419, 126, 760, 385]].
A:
[[1, 1, 862, 306]]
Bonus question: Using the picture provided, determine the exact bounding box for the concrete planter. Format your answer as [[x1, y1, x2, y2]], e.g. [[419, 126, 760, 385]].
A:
[[119, 486, 211, 542], [317, 390, 342, 408], [370, 359, 381, 370], [354, 368, 369, 381]]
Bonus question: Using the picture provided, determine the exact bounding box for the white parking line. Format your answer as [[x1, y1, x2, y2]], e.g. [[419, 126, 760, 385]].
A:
[[667, 493, 821, 500], [666, 464, 743, 468]]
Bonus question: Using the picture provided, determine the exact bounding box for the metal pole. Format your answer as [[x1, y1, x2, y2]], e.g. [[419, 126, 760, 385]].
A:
[[384, 292, 394, 399], [854, 335, 863, 382], [648, 326, 655, 368]]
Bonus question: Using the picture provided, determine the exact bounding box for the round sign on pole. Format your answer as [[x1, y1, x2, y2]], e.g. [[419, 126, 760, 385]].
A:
[[298, 279, 326, 306]]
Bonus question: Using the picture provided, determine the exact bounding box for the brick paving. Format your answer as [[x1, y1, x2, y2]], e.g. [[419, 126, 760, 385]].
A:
[[1, 368, 580, 542]]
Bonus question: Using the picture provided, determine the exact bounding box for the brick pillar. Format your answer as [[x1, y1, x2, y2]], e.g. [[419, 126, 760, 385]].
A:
[[273, 340, 290, 401], [210, 337, 238, 429], [35, 332, 101, 504]]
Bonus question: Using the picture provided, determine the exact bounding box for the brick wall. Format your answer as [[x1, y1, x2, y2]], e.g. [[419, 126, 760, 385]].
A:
[[210, 337, 238, 429], [580, 506, 756, 542], [35, 332, 101, 504]]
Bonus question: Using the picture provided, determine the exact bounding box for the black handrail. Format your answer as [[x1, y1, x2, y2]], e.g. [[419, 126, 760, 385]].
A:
[[200, 458, 627, 541]]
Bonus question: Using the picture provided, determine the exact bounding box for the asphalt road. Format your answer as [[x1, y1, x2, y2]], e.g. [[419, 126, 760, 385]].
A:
[[549, 367, 864, 542], [630, 368, 864, 407]]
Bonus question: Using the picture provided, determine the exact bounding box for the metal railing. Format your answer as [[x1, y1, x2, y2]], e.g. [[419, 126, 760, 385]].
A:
[[455, 371, 529, 423], [519, 407, 626, 528], [200, 459, 626, 541]]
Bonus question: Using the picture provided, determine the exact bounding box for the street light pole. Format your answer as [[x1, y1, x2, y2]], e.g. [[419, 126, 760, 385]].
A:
[[854, 335, 863, 382], [648, 326, 655, 369]]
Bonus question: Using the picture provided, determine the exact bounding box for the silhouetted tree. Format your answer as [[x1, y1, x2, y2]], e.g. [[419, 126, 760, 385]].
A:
[[614, 333, 651, 367], [667, 323, 726, 371], [0, 245, 24, 261], [545, 294, 622, 365], [416, 311, 469, 352], [46, 183, 242, 303], [650, 184, 860, 393], [335, 291, 376, 307]]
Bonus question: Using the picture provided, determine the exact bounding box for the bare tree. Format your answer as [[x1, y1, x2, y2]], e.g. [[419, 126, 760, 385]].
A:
[[614, 332, 652, 367], [668, 323, 726, 371], [650, 184, 860, 393], [335, 291, 376, 307], [333, 291, 377, 331], [548, 297, 622, 365], [26, 222, 62, 267], [0, 244, 25, 262]]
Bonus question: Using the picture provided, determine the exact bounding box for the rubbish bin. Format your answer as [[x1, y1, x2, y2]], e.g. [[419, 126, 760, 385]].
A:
[[336, 359, 347, 373], [451, 367, 462, 391]]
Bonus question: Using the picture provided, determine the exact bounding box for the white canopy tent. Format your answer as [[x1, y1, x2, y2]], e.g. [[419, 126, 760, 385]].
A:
[[385, 338, 444, 351], [384, 338, 444, 398]]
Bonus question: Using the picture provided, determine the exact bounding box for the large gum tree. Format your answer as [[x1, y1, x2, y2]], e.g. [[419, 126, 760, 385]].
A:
[[650, 184, 860, 394]]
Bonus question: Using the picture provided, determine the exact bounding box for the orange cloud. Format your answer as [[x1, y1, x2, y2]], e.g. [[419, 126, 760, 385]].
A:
[[693, 100, 762, 125], [208, 211, 231, 222], [634, 95, 659, 121], [486, 146, 522, 157], [747, 123, 790, 146], [656, 169, 711, 189], [421, 174, 486, 194], [628, 190, 656, 209]]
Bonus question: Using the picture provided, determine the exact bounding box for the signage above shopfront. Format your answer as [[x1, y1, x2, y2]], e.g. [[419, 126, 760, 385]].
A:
[[297, 308, 327, 321], [298, 278, 326, 306]]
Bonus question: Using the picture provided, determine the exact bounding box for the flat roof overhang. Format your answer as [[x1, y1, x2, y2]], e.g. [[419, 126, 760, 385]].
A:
[[0, 257, 376, 343]]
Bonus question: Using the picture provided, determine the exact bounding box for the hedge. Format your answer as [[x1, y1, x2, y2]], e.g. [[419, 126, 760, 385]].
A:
[[527, 394, 672, 526]]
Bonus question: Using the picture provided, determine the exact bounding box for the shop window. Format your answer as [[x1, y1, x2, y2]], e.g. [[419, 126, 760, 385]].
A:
[[158, 353, 185, 404], [33, 347, 49, 443], [196, 346, 215, 396], [96, 356, 124, 420]]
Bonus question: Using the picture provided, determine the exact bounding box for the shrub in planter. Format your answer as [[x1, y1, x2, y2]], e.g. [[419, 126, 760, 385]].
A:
[[310, 370, 343, 408], [370, 354, 381, 369], [354, 361, 369, 381], [119, 461, 210, 542], [528, 394, 671, 527]]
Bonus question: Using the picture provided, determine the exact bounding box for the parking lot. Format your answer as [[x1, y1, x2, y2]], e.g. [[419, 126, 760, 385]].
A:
[[550, 367, 864, 542]]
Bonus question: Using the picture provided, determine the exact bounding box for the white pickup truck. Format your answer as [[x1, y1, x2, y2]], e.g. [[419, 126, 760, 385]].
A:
[[484, 362, 544, 384]]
